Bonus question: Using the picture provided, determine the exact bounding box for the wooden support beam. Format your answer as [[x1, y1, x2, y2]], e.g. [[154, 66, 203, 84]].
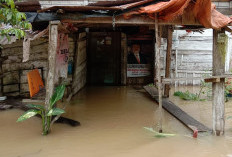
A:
[[205, 78, 222, 83], [162, 77, 203, 84], [204, 75, 232, 83], [45, 21, 60, 111], [61, 14, 201, 26], [164, 26, 173, 97], [212, 28, 227, 136], [155, 13, 163, 133]]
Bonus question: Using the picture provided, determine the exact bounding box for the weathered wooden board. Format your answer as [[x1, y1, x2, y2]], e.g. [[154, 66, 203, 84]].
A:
[[121, 33, 127, 85], [212, 29, 226, 135], [71, 32, 87, 96], [76, 40, 87, 65], [1, 34, 76, 97], [164, 26, 173, 97], [144, 85, 211, 132], [3, 84, 19, 93], [3, 71, 19, 85], [2, 38, 48, 49]]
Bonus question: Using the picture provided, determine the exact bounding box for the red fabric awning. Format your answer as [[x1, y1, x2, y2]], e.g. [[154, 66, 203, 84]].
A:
[[123, 0, 232, 29]]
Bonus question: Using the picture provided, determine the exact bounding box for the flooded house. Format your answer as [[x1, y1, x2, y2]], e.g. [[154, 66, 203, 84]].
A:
[[0, 0, 232, 141], [2, 0, 232, 156]]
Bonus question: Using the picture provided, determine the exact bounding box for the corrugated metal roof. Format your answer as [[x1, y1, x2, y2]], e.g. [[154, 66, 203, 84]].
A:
[[15, 0, 232, 29], [38, 0, 165, 13]]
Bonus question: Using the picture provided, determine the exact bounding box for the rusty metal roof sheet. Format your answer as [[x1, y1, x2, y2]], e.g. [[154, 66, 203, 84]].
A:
[[38, 5, 121, 13], [88, 0, 144, 7], [15, 0, 232, 29], [38, 0, 167, 14], [15, 1, 41, 12]]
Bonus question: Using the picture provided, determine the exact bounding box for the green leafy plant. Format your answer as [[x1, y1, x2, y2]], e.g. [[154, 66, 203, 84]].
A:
[[174, 90, 205, 101], [17, 85, 66, 135], [144, 127, 176, 138], [174, 78, 232, 102], [225, 79, 232, 102], [0, 0, 32, 40]]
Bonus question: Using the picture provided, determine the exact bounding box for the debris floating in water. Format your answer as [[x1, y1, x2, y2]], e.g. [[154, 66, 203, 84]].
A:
[[144, 127, 176, 138], [193, 129, 198, 138]]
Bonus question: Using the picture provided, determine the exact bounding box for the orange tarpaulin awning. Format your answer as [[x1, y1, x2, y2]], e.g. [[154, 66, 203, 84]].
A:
[[123, 0, 232, 29]]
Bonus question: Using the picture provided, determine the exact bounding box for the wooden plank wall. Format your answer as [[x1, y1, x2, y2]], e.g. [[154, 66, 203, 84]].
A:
[[71, 32, 87, 95], [1, 34, 76, 97], [160, 29, 232, 85]]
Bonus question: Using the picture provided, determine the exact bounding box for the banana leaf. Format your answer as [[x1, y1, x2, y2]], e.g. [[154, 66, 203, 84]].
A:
[[47, 108, 65, 116], [17, 109, 40, 122], [49, 85, 65, 108]]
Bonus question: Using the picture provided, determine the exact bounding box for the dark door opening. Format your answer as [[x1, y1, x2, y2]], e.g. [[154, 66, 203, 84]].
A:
[[87, 32, 121, 85]]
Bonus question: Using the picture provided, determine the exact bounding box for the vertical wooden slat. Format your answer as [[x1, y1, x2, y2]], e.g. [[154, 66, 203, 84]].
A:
[[121, 33, 127, 85], [212, 29, 226, 136], [155, 13, 163, 133], [175, 31, 179, 87], [45, 21, 59, 110], [71, 33, 79, 96], [164, 26, 173, 97]]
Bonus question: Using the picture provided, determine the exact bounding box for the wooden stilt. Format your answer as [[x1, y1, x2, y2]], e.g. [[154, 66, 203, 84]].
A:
[[164, 26, 173, 97], [155, 13, 163, 133], [212, 29, 226, 136], [45, 21, 60, 111]]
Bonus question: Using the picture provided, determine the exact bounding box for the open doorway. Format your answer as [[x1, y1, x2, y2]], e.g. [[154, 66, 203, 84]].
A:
[[87, 32, 121, 85]]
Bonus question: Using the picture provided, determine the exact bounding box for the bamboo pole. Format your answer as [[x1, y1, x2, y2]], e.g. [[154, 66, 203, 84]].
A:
[[155, 13, 163, 133]]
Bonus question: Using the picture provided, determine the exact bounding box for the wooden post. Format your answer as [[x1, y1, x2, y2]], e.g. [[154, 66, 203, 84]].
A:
[[155, 13, 163, 133], [45, 21, 59, 110], [164, 26, 173, 97], [212, 29, 227, 136], [121, 33, 127, 85]]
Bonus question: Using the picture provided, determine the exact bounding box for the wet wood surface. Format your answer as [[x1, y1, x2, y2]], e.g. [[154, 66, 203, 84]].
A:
[[212, 29, 226, 135], [144, 85, 211, 132], [164, 26, 173, 97]]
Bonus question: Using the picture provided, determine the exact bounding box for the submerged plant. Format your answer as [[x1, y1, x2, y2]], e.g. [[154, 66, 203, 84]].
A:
[[225, 79, 232, 102], [144, 127, 176, 138], [174, 91, 205, 101], [17, 85, 66, 135], [174, 77, 232, 101]]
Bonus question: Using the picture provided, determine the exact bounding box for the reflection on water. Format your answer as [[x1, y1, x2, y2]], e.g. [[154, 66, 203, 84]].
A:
[[0, 86, 232, 157]]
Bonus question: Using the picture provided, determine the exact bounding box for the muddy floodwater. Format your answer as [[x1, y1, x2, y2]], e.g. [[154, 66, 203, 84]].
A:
[[1, 86, 232, 157]]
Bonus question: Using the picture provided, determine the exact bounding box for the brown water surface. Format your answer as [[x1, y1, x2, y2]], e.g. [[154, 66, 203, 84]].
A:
[[1, 86, 232, 157]]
